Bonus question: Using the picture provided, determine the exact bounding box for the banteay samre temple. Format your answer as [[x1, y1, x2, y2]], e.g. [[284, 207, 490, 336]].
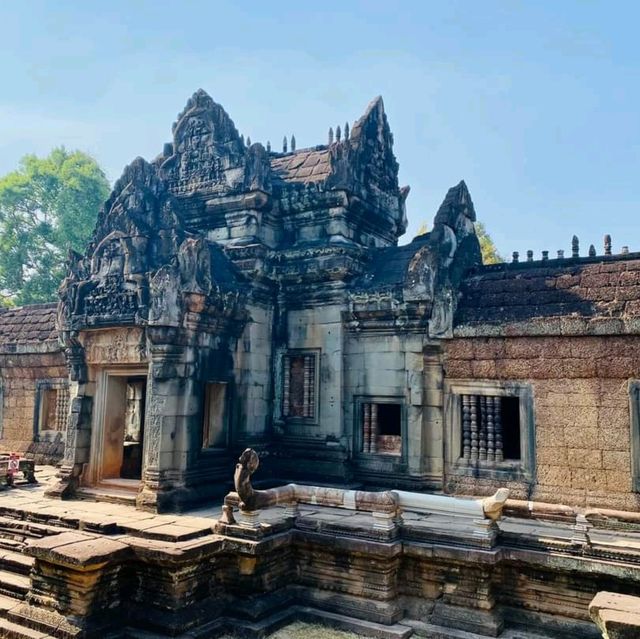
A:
[[0, 90, 639, 639]]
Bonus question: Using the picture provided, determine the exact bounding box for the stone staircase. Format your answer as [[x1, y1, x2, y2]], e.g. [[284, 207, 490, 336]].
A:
[[0, 514, 71, 639]]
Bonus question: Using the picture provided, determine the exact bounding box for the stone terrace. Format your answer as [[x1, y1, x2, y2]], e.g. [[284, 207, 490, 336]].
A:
[[0, 469, 640, 637]]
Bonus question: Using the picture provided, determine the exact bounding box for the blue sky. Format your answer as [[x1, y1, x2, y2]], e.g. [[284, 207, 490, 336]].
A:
[[1, 1, 638, 255]]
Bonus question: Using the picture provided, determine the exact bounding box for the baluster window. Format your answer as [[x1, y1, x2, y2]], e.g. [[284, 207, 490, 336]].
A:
[[283, 352, 318, 421]]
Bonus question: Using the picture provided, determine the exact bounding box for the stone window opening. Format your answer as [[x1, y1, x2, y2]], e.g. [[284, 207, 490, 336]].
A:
[[34, 380, 70, 442], [361, 401, 402, 456], [445, 380, 535, 480], [282, 352, 318, 421], [460, 395, 521, 463], [202, 382, 228, 449]]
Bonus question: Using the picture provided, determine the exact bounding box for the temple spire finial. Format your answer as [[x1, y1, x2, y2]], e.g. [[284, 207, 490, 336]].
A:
[[283, 136, 288, 153], [336, 125, 341, 143], [604, 234, 612, 256], [344, 122, 350, 141], [328, 127, 334, 145], [291, 134, 296, 152], [572, 235, 580, 258]]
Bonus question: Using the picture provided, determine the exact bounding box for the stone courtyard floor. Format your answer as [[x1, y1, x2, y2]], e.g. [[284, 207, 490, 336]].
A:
[[221, 621, 361, 638]]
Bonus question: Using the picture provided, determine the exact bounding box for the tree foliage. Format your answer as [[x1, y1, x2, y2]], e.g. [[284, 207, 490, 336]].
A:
[[474, 221, 503, 264], [0, 148, 110, 305]]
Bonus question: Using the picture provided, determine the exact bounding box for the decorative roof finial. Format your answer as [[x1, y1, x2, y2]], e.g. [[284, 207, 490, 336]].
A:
[[572, 235, 579, 258], [328, 127, 334, 145], [542, 250, 549, 261], [344, 122, 350, 141], [336, 125, 341, 143], [622, 246, 630, 255], [246, 136, 251, 147], [588, 244, 596, 257], [512, 251, 519, 264], [266, 140, 271, 153], [291, 134, 296, 152], [283, 136, 288, 153], [558, 249, 565, 259], [527, 250, 533, 262], [240, 134, 245, 147], [604, 234, 612, 256]]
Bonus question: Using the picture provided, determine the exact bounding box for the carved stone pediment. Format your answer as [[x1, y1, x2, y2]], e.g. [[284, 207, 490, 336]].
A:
[[160, 89, 271, 197], [58, 158, 183, 330]]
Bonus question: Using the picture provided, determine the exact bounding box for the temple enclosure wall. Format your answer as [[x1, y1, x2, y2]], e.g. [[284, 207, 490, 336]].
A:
[[444, 335, 640, 510]]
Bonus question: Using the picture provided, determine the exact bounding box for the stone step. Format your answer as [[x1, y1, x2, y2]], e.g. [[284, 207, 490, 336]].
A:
[[76, 486, 138, 507], [0, 568, 30, 599], [0, 617, 48, 639], [0, 550, 33, 576], [0, 592, 19, 615]]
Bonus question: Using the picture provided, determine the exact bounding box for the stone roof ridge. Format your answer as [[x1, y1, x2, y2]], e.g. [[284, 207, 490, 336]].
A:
[[268, 143, 329, 158], [0, 301, 58, 313], [473, 249, 640, 275]]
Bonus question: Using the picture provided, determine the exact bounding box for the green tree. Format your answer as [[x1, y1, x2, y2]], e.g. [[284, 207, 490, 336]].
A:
[[0, 147, 110, 305], [474, 221, 503, 264]]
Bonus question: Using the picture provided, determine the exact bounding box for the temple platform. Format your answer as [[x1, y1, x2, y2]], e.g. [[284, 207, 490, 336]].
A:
[[0, 468, 638, 638]]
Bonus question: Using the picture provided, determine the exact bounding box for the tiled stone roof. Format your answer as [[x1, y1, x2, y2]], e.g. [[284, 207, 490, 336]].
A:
[[456, 255, 640, 326], [0, 303, 58, 345], [270, 148, 331, 184], [354, 234, 430, 290]]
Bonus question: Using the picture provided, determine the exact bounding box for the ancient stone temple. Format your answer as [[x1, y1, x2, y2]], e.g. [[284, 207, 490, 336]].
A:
[[0, 90, 640, 639], [2, 89, 640, 517]]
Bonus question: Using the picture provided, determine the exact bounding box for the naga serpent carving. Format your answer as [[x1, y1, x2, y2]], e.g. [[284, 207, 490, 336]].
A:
[[220, 449, 510, 525]]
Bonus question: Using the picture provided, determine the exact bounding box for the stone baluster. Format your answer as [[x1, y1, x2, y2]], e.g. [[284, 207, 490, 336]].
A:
[[462, 396, 472, 460], [304, 355, 314, 418], [283, 355, 290, 417], [371, 403, 379, 454], [470, 395, 479, 462], [494, 398, 504, 462], [479, 396, 488, 461], [486, 397, 495, 463], [303, 356, 311, 418], [363, 403, 371, 453]]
